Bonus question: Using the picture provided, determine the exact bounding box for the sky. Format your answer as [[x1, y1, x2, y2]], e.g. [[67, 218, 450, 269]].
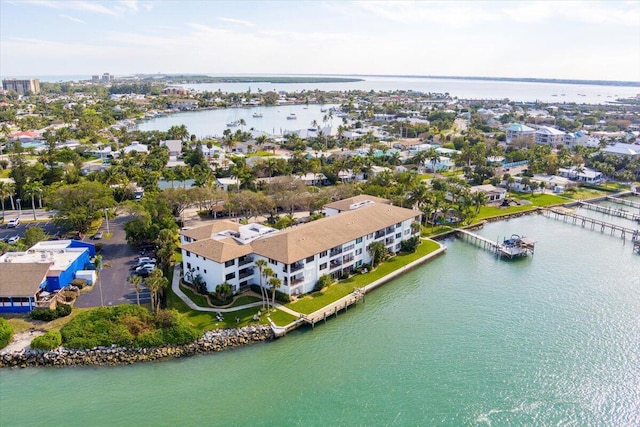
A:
[[1, 0, 639, 82]]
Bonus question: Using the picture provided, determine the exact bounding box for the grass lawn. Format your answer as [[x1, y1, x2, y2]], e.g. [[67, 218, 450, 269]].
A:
[[286, 239, 441, 314], [421, 225, 453, 237], [474, 204, 534, 221], [564, 188, 608, 200], [166, 286, 270, 332], [246, 151, 275, 157], [4, 307, 89, 334], [0, 169, 10, 178], [512, 193, 567, 206], [269, 310, 299, 327], [179, 283, 210, 307]]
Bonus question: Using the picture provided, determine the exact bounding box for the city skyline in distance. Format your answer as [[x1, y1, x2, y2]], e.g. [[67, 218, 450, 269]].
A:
[[1, 1, 639, 82]]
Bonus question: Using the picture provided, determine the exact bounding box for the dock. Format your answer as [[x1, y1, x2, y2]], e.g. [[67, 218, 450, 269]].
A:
[[456, 229, 536, 258], [576, 201, 640, 222], [542, 207, 639, 240], [606, 196, 640, 210], [300, 288, 365, 328]]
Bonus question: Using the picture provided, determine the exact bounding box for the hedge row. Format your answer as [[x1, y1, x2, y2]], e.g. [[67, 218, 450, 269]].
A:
[[0, 318, 13, 349]]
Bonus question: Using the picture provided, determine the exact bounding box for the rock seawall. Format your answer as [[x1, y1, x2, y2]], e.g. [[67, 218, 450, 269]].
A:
[[0, 326, 274, 368]]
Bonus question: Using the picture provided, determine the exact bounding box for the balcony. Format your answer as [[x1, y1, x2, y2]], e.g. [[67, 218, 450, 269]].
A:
[[386, 227, 395, 235], [343, 244, 355, 252], [290, 276, 305, 285], [238, 256, 254, 267], [385, 237, 394, 245], [330, 259, 343, 269], [342, 254, 354, 263], [329, 247, 343, 257], [289, 262, 304, 273], [238, 268, 254, 279]]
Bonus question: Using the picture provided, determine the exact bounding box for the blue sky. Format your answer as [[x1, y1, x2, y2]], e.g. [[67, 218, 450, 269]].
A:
[[1, 1, 639, 81]]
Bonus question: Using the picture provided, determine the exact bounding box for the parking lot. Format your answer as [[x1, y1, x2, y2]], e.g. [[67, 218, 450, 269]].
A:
[[0, 220, 66, 244], [74, 214, 152, 308]]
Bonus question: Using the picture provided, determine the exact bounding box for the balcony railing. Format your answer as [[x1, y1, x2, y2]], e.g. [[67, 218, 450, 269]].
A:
[[289, 262, 304, 273], [374, 231, 385, 239], [385, 238, 394, 245], [290, 277, 305, 285], [329, 247, 343, 257], [342, 254, 354, 263], [238, 256, 254, 267], [330, 259, 343, 268], [343, 244, 355, 252], [239, 269, 254, 279]]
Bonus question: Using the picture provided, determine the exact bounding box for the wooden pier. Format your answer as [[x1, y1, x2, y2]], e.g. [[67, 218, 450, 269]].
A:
[[456, 229, 536, 258], [543, 207, 639, 240], [300, 287, 365, 328], [605, 196, 640, 210], [577, 201, 640, 222]]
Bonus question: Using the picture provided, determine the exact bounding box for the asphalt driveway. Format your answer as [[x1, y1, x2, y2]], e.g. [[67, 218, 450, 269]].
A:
[[75, 214, 151, 307]]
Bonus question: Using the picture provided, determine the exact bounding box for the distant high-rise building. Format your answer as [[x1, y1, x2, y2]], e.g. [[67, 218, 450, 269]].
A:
[[101, 73, 113, 82], [2, 79, 41, 95], [91, 75, 100, 82]]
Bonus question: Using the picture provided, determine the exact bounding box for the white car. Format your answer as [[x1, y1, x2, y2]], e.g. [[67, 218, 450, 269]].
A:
[[7, 235, 20, 244], [7, 218, 20, 228], [137, 257, 157, 266]]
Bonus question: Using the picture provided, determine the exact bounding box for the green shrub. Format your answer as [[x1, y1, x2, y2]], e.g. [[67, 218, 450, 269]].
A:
[[274, 290, 290, 303], [56, 303, 72, 317], [31, 331, 62, 350], [0, 318, 13, 349], [31, 308, 58, 321], [60, 305, 199, 349], [314, 274, 333, 292], [400, 236, 420, 254]]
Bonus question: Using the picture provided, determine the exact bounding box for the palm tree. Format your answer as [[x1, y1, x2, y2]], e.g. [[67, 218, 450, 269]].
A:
[[0, 181, 15, 220], [146, 269, 168, 312], [129, 275, 143, 306], [23, 181, 43, 221], [269, 276, 282, 310], [471, 190, 488, 215], [255, 259, 268, 309], [261, 266, 274, 310]]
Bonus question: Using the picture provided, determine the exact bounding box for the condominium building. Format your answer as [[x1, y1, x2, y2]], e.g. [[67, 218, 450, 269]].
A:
[[535, 126, 566, 146], [2, 78, 40, 95], [179, 199, 421, 296], [506, 123, 535, 144]]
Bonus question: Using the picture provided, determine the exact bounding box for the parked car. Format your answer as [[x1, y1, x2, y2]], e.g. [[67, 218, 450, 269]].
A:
[[91, 232, 103, 240], [136, 257, 157, 266], [7, 218, 20, 228], [7, 235, 20, 244], [135, 264, 155, 277]]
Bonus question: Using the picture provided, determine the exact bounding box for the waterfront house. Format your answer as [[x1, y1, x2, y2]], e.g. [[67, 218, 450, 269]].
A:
[[470, 184, 507, 203], [0, 240, 96, 312], [600, 143, 640, 158], [179, 200, 421, 296], [123, 141, 149, 154], [558, 166, 603, 183], [0, 263, 50, 313]]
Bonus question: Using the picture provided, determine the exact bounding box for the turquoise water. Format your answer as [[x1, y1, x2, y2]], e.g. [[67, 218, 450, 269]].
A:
[[1, 214, 639, 426]]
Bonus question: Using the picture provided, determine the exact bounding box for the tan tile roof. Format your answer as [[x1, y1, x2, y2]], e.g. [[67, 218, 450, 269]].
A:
[[0, 263, 51, 297], [179, 220, 241, 241], [323, 194, 390, 212], [181, 237, 253, 263], [252, 203, 419, 264]]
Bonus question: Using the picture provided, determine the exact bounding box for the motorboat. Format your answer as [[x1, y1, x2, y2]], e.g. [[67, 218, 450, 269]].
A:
[[226, 121, 239, 127], [252, 112, 263, 118], [287, 113, 297, 120]]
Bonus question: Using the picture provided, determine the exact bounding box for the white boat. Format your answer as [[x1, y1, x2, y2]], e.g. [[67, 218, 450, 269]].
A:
[[320, 107, 328, 112], [226, 121, 239, 127], [287, 113, 297, 120], [252, 112, 263, 118]]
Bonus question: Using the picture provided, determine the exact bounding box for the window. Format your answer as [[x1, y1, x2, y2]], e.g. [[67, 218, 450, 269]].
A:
[[196, 266, 200, 271], [356, 260, 362, 268], [185, 251, 191, 257], [204, 269, 207, 274], [405, 229, 410, 235], [306, 255, 314, 263], [320, 251, 328, 257], [356, 248, 362, 255], [356, 237, 363, 244], [186, 262, 191, 269], [396, 233, 401, 239], [269, 258, 278, 265], [319, 263, 327, 270], [225, 272, 236, 281], [396, 223, 402, 229], [225, 260, 234, 267]]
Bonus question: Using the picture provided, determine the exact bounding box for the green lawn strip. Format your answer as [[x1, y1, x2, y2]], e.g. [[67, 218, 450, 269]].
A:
[[179, 283, 210, 307], [511, 193, 568, 206], [269, 310, 298, 327], [474, 205, 534, 220], [565, 188, 609, 200], [286, 239, 441, 315], [421, 225, 453, 237], [232, 295, 261, 306], [166, 287, 268, 332]]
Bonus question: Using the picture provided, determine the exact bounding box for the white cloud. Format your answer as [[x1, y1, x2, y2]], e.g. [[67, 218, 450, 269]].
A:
[[217, 17, 255, 27], [59, 14, 87, 24], [23, 0, 118, 15]]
